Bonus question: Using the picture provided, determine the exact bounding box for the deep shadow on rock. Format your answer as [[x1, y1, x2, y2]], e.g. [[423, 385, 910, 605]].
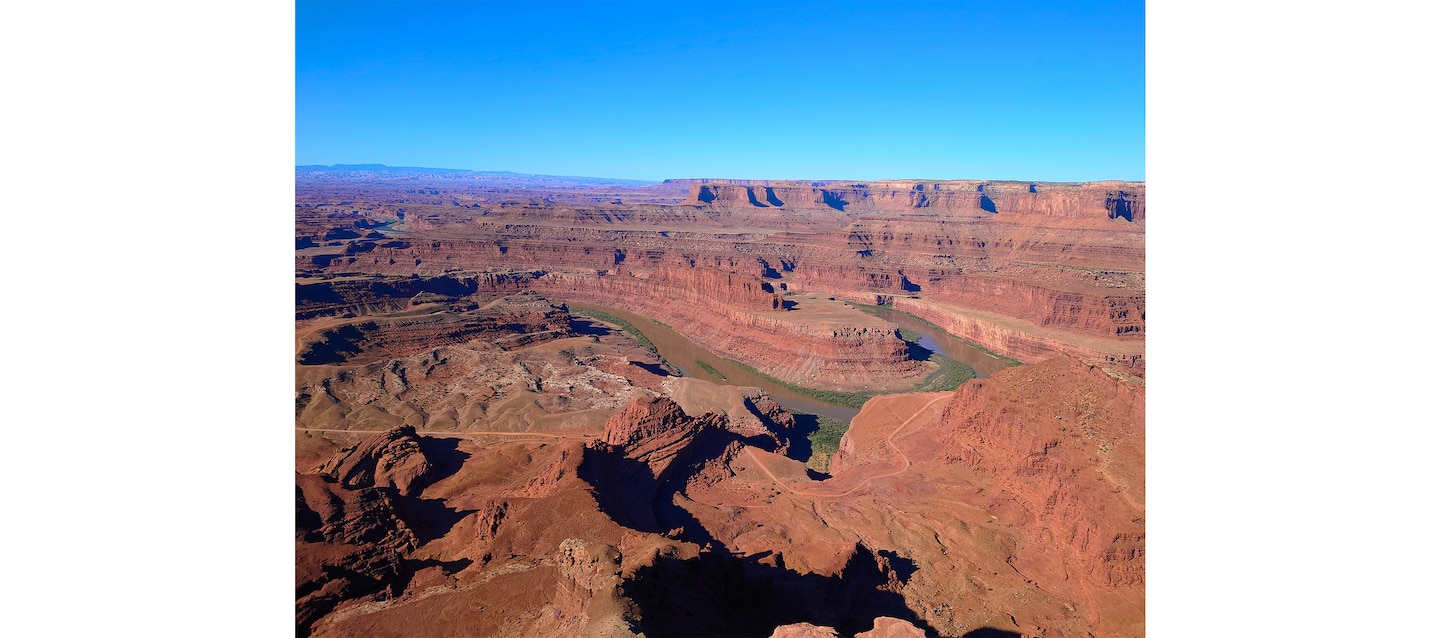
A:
[[390, 493, 476, 545], [578, 440, 719, 549], [623, 545, 935, 638]]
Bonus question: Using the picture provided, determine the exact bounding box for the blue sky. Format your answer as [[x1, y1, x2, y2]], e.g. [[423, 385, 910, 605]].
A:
[[297, 1, 1143, 181]]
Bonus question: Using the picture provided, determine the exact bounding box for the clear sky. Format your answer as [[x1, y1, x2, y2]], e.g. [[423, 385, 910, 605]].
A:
[[297, 0, 1143, 181]]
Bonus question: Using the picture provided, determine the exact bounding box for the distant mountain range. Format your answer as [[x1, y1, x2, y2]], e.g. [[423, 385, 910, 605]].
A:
[[295, 164, 661, 186]]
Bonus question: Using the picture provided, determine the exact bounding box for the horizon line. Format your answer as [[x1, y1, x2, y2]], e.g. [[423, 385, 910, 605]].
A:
[[295, 164, 1145, 185]]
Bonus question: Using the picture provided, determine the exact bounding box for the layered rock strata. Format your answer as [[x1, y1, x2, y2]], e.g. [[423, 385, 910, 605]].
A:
[[297, 292, 573, 366], [825, 355, 1144, 636], [936, 355, 1145, 633], [297, 353, 1144, 637], [298, 175, 1143, 376], [893, 296, 1145, 375], [532, 267, 928, 391], [672, 179, 1144, 221], [296, 427, 442, 635], [294, 293, 670, 434]]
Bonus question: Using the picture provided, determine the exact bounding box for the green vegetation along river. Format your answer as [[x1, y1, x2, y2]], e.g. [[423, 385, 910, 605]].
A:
[[568, 303, 863, 422], [850, 303, 1021, 378], [566, 302, 1015, 423]]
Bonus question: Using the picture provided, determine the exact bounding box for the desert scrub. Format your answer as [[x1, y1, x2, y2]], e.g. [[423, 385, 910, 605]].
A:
[[724, 353, 975, 409], [912, 354, 976, 393], [695, 359, 727, 380], [724, 360, 875, 409], [800, 413, 851, 473]]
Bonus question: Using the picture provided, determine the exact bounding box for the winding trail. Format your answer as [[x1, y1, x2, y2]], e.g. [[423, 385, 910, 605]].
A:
[[743, 394, 951, 500]]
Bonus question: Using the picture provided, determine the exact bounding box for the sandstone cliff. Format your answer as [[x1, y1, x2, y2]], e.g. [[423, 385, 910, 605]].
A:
[[295, 172, 1147, 636], [893, 296, 1145, 375], [580, 396, 729, 535], [298, 175, 1144, 375], [596, 395, 727, 479], [674, 179, 1144, 221], [531, 267, 928, 391], [937, 355, 1145, 634]]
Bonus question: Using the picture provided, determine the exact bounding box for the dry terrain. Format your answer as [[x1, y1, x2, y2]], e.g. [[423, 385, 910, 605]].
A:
[[295, 167, 1145, 637]]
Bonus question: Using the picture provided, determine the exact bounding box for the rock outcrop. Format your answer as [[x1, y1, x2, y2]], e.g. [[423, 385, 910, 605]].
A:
[[855, 617, 928, 638], [295, 473, 418, 635], [597, 395, 726, 478], [581, 396, 730, 535], [769, 622, 841, 638], [938, 355, 1145, 591], [933, 355, 1145, 634], [294, 171, 1146, 636], [298, 174, 1145, 377], [295, 362, 1144, 637], [297, 291, 572, 364], [546, 539, 640, 637], [317, 424, 436, 496]]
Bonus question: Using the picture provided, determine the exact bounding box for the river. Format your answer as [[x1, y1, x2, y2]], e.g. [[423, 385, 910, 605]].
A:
[[568, 303, 862, 422], [565, 302, 1018, 423], [853, 305, 1016, 379]]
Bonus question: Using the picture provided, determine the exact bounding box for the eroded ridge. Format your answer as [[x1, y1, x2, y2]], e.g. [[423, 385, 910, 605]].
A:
[[298, 170, 1145, 381], [295, 169, 1145, 637]]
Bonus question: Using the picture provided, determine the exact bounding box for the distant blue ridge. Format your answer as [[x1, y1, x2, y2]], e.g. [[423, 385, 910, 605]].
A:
[[295, 164, 661, 185]]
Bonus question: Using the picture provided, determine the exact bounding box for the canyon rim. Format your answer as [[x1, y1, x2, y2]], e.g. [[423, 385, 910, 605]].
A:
[[295, 168, 1146, 637], [295, 2, 1145, 635]]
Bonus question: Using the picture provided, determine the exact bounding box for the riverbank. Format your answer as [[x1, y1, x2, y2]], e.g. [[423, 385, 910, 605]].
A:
[[565, 301, 982, 422]]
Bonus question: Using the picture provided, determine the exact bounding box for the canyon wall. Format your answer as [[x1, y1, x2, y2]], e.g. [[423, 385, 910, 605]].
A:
[[297, 176, 1145, 378], [531, 267, 928, 391], [893, 296, 1145, 375], [295, 171, 1148, 637], [671, 179, 1144, 221], [936, 355, 1145, 633], [821, 355, 1144, 636], [296, 265, 927, 392], [926, 275, 1145, 339]]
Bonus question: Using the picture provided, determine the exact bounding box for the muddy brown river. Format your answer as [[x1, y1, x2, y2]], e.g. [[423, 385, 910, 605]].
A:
[[856, 304, 1015, 378], [566, 302, 1017, 423]]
